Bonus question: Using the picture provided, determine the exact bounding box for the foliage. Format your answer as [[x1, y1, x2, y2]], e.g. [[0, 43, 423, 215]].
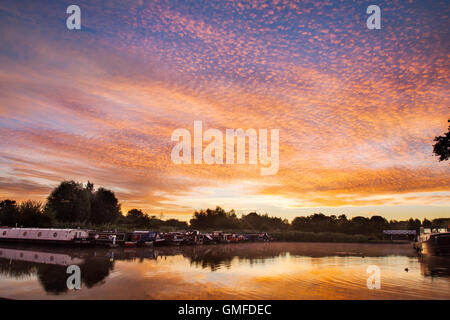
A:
[[433, 119, 450, 162], [18, 200, 51, 227], [0, 199, 20, 226], [240, 212, 289, 231], [90, 187, 121, 224], [44, 180, 91, 222], [1, 199, 51, 227], [190, 207, 240, 229]]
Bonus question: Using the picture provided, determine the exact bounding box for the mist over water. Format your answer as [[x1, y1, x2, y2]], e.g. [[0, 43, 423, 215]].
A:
[[0, 242, 448, 299]]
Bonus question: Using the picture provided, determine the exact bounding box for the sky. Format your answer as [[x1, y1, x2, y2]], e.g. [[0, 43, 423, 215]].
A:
[[0, 0, 449, 221]]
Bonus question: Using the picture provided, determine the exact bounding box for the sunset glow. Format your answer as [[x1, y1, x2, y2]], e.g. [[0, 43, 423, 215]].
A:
[[0, 0, 449, 221]]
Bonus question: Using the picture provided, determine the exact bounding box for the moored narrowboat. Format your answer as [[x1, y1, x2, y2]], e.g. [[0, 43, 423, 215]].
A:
[[89, 231, 126, 247], [160, 232, 184, 246], [0, 227, 91, 245], [415, 227, 450, 256], [126, 231, 161, 247]]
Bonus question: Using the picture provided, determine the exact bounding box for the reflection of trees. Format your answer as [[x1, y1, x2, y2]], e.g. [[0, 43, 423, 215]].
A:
[[0, 259, 37, 279], [37, 264, 69, 293], [153, 242, 421, 271], [0, 244, 164, 294], [2, 243, 448, 294], [0, 246, 115, 294], [154, 244, 280, 271], [0, 257, 115, 294], [81, 257, 114, 288]]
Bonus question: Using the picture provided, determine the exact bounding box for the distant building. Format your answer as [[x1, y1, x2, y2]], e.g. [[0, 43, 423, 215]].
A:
[[383, 230, 416, 241]]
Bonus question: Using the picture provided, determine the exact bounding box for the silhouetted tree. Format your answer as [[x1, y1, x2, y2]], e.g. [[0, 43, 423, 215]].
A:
[[190, 206, 239, 229], [90, 187, 121, 224], [433, 119, 450, 162], [164, 218, 188, 229], [44, 181, 91, 222], [18, 200, 50, 227], [0, 199, 20, 226], [422, 218, 432, 228], [241, 212, 289, 231], [431, 218, 450, 228], [125, 208, 149, 226]]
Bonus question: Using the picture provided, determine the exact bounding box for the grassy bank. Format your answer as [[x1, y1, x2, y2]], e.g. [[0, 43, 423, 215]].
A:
[[269, 231, 373, 243], [194, 229, 389, 243]]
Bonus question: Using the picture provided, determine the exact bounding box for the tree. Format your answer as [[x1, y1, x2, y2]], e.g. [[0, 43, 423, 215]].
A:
[[125, 209, 149, 226], [190, 206, 239, 229], [44, 181, 91, 222], [18, 200, 50, 227], [241, 212, 289, 231], [0, 200, 20, 226], [433, 119, 450, 162], [164, 219, 188, 230], [369, 215, 388, 235], [90, 188, 121, 224], [422, 218, 432, 228]]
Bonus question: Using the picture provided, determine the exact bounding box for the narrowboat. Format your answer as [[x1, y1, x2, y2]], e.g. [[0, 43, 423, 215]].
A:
[[183, 230, 203, 245], [0, 227, 91, 245], [415, 227, 450, 256], [201, 233, 214, 244], [245, 233, 271, 242], [89, 231, 126, 247], [211, 231, 223, 244], [160, 232, 184, 245], [126, 231, 161, 247]]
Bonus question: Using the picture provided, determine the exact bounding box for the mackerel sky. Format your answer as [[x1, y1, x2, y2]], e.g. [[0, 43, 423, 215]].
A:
[[0, 0, 449, 220]]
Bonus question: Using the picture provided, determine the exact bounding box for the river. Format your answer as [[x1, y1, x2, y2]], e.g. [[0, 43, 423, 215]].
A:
[[0, 242, 448, 299]]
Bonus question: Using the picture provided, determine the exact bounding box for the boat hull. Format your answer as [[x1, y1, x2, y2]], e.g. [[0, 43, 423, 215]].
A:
[[418, 234, 450, 256], [0, 237, 91, 246]]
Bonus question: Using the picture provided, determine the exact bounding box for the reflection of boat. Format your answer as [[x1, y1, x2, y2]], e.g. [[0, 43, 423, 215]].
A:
[[414, 227, 450, 256], [0, 247, 84, 265], [418, 255, 450, 278]]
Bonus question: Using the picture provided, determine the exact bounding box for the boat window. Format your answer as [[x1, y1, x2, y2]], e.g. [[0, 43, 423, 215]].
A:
[[2, 231, 6, 236], [53, 232, 58, 238], [38, 232, 42, 237], [23, 232, 27, 236]]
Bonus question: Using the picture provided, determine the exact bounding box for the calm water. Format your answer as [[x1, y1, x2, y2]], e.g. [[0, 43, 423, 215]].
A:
[[0, 242, 449, 300]]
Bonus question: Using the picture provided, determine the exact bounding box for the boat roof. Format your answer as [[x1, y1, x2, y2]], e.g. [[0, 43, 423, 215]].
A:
[[2, 227, 89, 232]]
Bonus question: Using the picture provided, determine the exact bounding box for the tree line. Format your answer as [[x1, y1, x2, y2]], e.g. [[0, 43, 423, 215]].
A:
[[0, 180, 187, 230], [189, 206, 449, 236], [0, 181, 449, 236]]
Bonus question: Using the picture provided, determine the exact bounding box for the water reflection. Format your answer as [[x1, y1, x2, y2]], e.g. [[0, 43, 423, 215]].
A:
[[0, 245, 115, 294], [418, 255, 450, 278], [0, 242, 448, 299]]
